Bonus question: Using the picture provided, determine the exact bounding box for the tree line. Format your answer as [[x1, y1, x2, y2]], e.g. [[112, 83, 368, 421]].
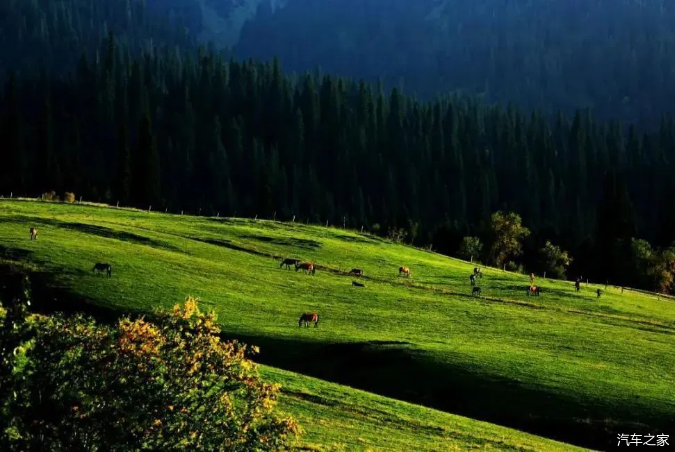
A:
[[236, 0, 675, 127], [2, 0, 675, 293]]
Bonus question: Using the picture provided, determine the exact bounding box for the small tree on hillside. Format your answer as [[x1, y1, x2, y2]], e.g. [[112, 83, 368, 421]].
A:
[[1, 296, 301, 451], [457, 236, 483, 262], [488, 211, 530, 267], [651, 246, 675, 295], [539, 240, 572, 279]]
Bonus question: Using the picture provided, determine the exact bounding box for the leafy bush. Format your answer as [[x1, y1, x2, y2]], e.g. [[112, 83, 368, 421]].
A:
[[42, 191, 58, 201], [63, 192, 75, 203], [0, 292, 301, 451], [387, 227, 408, 243], [457, 236, 483, 262], [539, 240, 572, 279]]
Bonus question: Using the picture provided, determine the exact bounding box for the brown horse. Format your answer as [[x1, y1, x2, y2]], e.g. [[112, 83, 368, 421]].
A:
[[349, 268, 363, 277], [399, 266, 411, 277], [29, 227, 38, 240], [298, 313, 320, 327], [295, 262, 316, 275], [526, 285, 540, 296], [280, 258, 300, 269]]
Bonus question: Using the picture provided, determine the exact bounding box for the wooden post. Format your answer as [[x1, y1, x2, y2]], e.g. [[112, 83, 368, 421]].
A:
[[148, 205, 152, 212], [217, 212, 220, 218], [586, 278, 589, 286], [198, 208, 202, 216], [470, 256, 473, 263], [273, 211, 276, 221], [326, 220, 328, 228], [292, 215, 295, 222], [79, 196, 82, 203], [116, 201, 119, 208], [503, 264, 506, 272], [361, 225, 364, 233], [165, 207, 168, 213], [544, 271, 546, 279], [181, 210, 184, 215], [10, 192, 12, 199], [254, 215, 257, 221], [343, 216, 346, 228]]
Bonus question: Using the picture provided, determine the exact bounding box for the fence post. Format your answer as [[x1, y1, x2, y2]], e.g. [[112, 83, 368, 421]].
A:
[[361, 225, 364, 233], [470, 256, 473, 263], [544, 271, 546, 279], [148, 205, 152, 212], [292, 215, 295, 223], [181, 210, 184, 216], [503, 264, 506, 272], [343, 216, 346, 229], [79, 196, 82, 203], [273, 211, 276, 221], [217, 212, 220, 218], [254, 215, 258, 221], [326, 220, 328, 228], [10, 192, 12, 199], [165, 207, 168, 213], [116, 201, 119, 208], [198, 208, 202, 216]]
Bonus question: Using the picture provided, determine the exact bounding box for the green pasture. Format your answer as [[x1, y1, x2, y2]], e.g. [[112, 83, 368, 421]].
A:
[[1, 200, 673, 450]]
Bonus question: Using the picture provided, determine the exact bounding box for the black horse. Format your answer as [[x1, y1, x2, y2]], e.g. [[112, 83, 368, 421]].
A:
[[92, 263, 112, 277], [280, 258, 300, 270], [472, 286, 482, 297]]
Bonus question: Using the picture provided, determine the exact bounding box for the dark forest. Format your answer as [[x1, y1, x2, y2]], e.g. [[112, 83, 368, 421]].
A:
[[2, 0, 675, 293]]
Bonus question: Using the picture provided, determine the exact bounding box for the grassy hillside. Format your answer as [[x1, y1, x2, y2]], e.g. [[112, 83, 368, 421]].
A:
[[1, 200, 674, 450]]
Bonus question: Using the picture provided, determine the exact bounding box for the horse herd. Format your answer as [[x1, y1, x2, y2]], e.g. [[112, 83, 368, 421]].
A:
[[27, 225, 601, 332]]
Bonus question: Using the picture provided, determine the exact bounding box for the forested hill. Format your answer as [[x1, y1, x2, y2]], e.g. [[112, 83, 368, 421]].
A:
[[142, 0, 675, 127], [2, 0, 675, 291]]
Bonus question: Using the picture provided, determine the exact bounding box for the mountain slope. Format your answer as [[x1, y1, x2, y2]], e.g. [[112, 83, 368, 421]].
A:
[[1, 200, 673, 450], [146, 0, 675, 124]]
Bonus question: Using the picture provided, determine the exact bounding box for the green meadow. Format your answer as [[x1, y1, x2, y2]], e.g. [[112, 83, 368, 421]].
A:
[[1, 200, 674, 450]]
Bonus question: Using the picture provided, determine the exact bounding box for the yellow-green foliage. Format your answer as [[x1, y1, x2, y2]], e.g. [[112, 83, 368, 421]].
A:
[[63, 192, 76, 203], [1, 297, 301, 451]]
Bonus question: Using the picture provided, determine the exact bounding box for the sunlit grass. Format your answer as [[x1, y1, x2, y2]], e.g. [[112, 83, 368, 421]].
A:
[[2, 200, 673, 450]]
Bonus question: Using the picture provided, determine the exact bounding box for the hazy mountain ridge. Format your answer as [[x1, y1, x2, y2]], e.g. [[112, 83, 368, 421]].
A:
[[144, 0, 675, 125]]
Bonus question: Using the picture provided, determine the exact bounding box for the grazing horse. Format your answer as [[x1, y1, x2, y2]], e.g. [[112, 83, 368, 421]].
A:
[[574, 279, 580, 292], [472, 286, 482, 297], [295, 262, 316, 275], [298, 313, 319, 328], [469, 274, 476, 286], [92, 263, 112, 277], [352, 281, 365, 288], [280, 258, 300, 269], [473, 267, 483, 278], [349, 268, 363, 277], [399, 266, 411, 277], [29, 227, 38, 240], [526, 285, 540, 296], [596, 289, 602, 298]]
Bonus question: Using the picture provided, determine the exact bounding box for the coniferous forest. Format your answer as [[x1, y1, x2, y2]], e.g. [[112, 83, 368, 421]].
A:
[[2, 0, 675, 292]]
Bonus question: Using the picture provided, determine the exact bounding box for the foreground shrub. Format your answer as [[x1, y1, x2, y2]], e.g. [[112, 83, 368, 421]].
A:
[[42, 191, 58, 201], [1, 291, 301, 451]]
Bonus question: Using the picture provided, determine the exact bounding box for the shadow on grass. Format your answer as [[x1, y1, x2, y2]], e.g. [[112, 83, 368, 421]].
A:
[[227, 333, 666, 451], [8, 215, 179, 253], [240, 234, 322, 250], [2, 248, 669, 451]]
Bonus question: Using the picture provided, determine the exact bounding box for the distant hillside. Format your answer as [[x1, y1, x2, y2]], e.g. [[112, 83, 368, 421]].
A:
[[144, 0, 675, 125], [1, 200, 673, 450]]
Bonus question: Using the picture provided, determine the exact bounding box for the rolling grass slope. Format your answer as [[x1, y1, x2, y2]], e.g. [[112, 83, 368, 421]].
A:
[[1, 200, 674, 450]]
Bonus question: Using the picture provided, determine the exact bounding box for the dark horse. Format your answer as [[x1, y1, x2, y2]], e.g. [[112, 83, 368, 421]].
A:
[[298, 313, 320, 328], [472, 286, 482, 297], [469, 274, 476, 286], [280, 258, 300, 269], [29, 227, 38, 240], [92, 263, 112, 277], [349, 268, 363, 277]]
